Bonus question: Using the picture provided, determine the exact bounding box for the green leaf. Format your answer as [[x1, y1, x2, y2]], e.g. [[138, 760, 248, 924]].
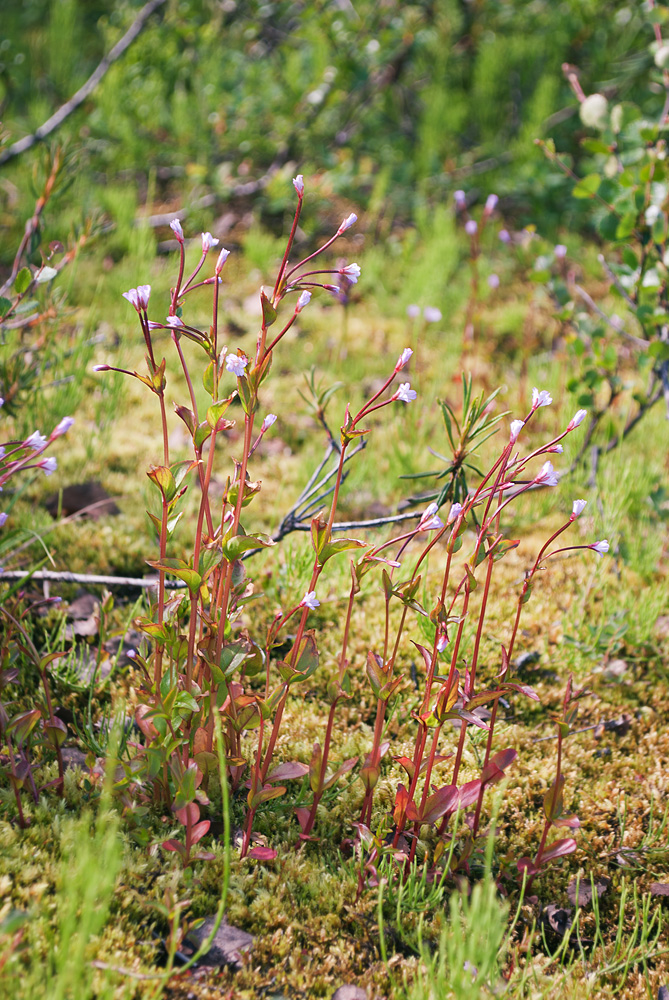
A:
[[14, 268, 32, 294], [222, 531, 275, 561], [572, 173, 601, 199], [648, 340, 669, 361], [146, 558, 201, 593], [0, 296, 13, 317], [261, 290, 277, 327], [318, 536, 367, 565]]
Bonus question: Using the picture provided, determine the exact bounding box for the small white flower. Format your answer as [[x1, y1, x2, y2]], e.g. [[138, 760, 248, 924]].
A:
[[0, 397, 4, 407], [301, 590, 320, 610], [424, 306, 442, 323], [465, 220, 478, 236], [454, 190, 466, 207], [418, 503, 444, 531], [92, 364, 110, 372], [170, 218, 184, 241], [39, 457, 57, 476], [293, 174, 304, 196], [0, 513, 7, 528], [0, 446, 5, 459], [226, 353, 249, 377], [337, 213, 358, 234], [341, 262, 361, 283], [261, 413, 277, 432], [127, 648, 137, 659], [215, 248, 231, 275], [554, 244, 567, 259], [485, 193, 499, 213], [166, 315, 182, 327], [201, 232, 219, 253], [567, 408, 587, 431], [548, 443, 564, 454], [447, 502, 463, 524], [122, 285, 151, 311], [571, 499, 587, 519], [395, 382, 417, 403], [590, 539, 609, 557], [52, 416, 74, 438], [296, 290, 312, 312], [488, 273, 500, 289], [534, 461, 559, 487], [498, 229, 511, 243], [395, 347, 413, 371], [406, 304, 421, 319], [531, 387, 553, 409], [436, 628, 449, 652], [25, 431, 47, 451], [510, 419, 524, 444]]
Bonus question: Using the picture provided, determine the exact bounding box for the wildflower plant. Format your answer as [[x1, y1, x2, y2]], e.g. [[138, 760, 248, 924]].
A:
[[93, 177, 609, 882]]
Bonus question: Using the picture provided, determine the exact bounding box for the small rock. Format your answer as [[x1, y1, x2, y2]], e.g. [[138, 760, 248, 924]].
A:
[[45, 481, 120, 520], [332, 987, 368, 1000], [658, 987, 669, 1000], [184, 917, 253, 969], [603, 658, 628, 681], [61, 747, 88, 771], [650, 883, 669, 897]]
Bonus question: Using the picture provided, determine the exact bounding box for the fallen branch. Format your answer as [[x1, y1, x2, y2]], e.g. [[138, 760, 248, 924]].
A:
[[0, 569, 185, 589], [0, 0, 167, 165]]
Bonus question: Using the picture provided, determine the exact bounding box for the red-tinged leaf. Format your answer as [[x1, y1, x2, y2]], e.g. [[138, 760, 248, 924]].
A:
[[190, 820, 211, 845], [504, 682, 540, 701], [193, 851, 216, 861], [295, 806, 311, 833], [247, 846, 277, 861], [405, 800, 421, 822], [464, 688, 505, 711], [554, 814, 580, 829], [543, 774, 565, 822], [458, 778, 481, 809], [540, 838, 578, 863], [248, 784, 286, 809], [162, 839, 186, 856], [44, 717, 68, 747], [516, 856, 538, 876], [481, 763, 505, 787], [412, 642, 434, 672], [265, 761, 309, 783], [175, 802, 200, 826], [393, 784, 410, 826], [456, 709, 490, 730], [322, 756, 358, 791], [490, 747, 518, 772], [421, 784, 459, 826], [394, 756, 416, 781]]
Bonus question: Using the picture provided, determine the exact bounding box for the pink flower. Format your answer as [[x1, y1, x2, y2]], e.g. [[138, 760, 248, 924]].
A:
[[488, 273, 500, 289], [170, 219, 184, 242], [571, 499, 587, 520], [406, 304, 421, 319], [201, 232, 219, 253], [567, 408, 587, 431], [424, 306, 442, 323], [418, 503, 444, 531], [531, 387, 553, 409], [394, 382, 417, 403], [554, 244, 567, 259], [296, 290, 312, 312], [485, 193, 499, 213], [92, 364, 111, 372], [51, 416, 74, 438], [0, 513, 8, 528], [166, 316, 182, 327], [215, 248, 231, 275], [547, 444, 563, 453], [534, 461, 559, 487], [395, 347, 413, 371], [447, 502, 463, 524], [436, 627, 449, 652], [25, 431, 47, 451], [590, 539, 609, 557], [261, 413, 277, 432], [341, 263, 361, 283], [465, 220, 478, 236], [509, 419, 524, 444], [39, 456, 57, 476], [293, 174, 304, 196], [226, 353, 249, 377], [498, 229, 511, 243], [337, 213, 358, 234], [454, 190, 466, 208], [301, 590, 320, 610], [122, 285, 151, 312]]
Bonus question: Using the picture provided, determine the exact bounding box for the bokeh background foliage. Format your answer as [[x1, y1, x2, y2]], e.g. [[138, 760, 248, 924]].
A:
[[0, 0, 661, 239]]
